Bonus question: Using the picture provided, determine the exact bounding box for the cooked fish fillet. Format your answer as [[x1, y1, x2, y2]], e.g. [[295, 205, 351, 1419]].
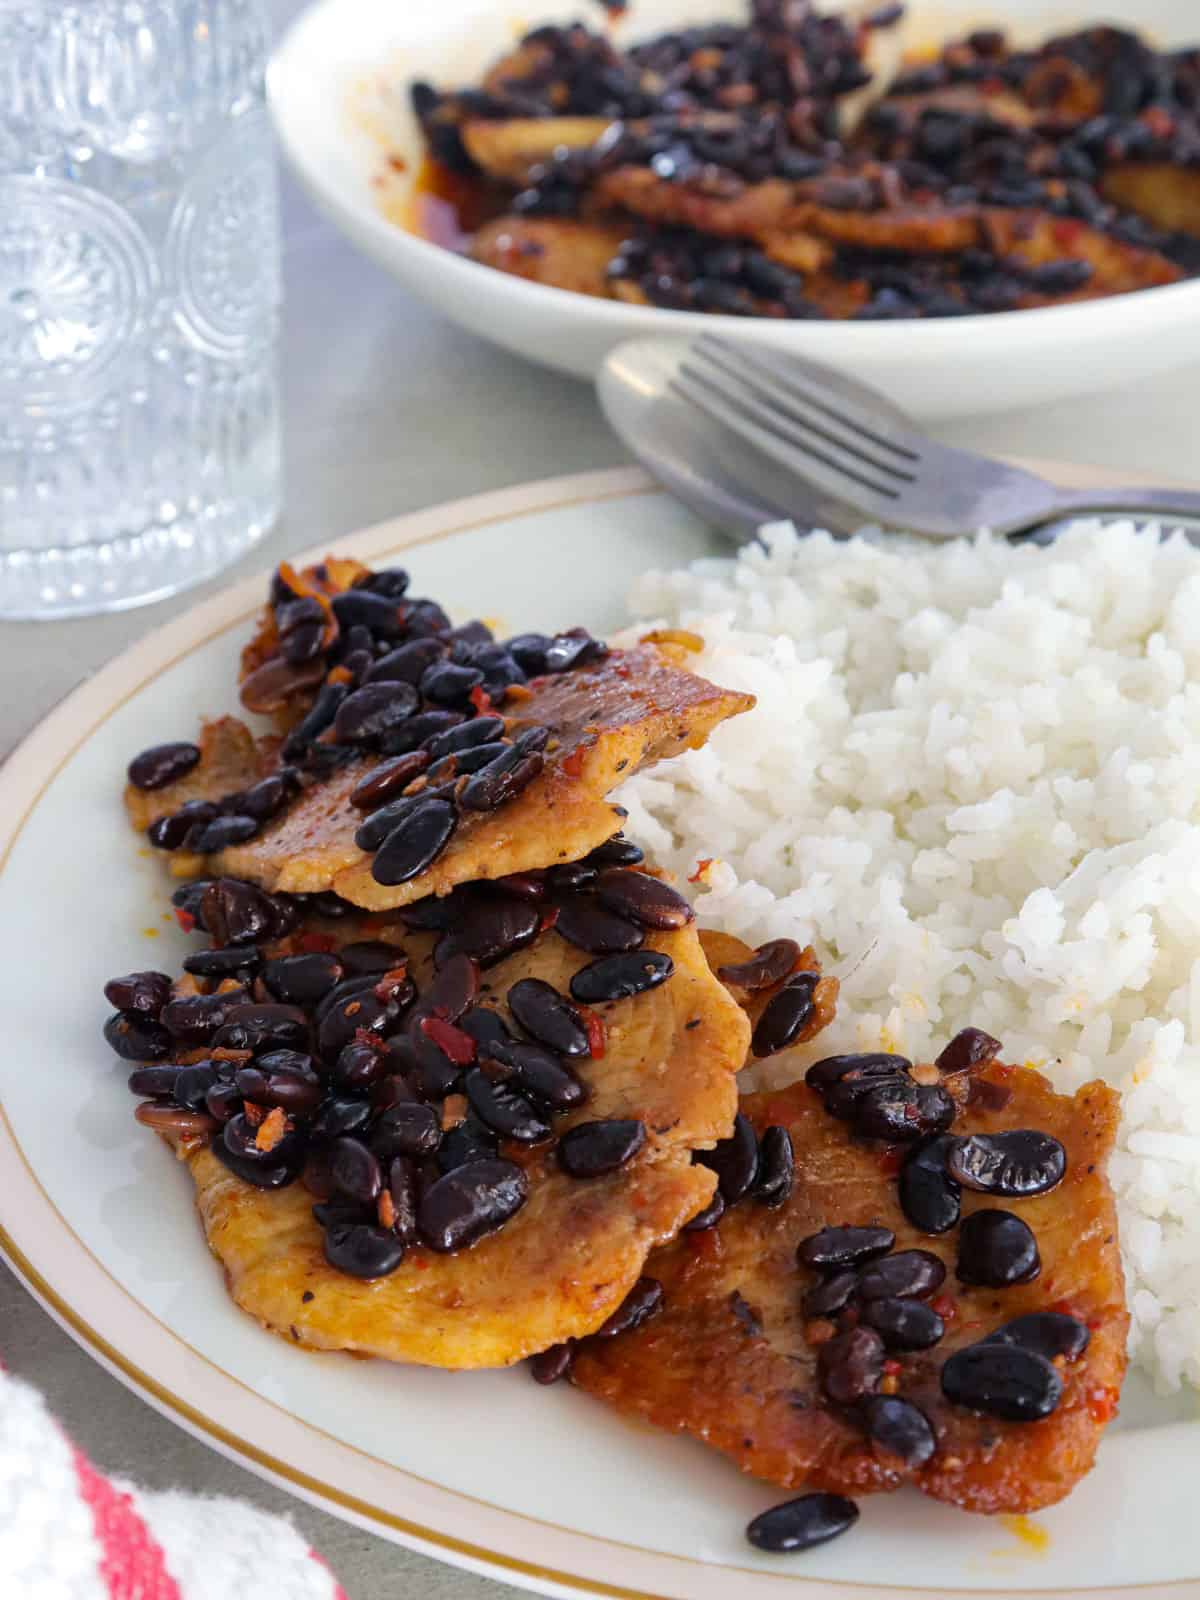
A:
[[129, 644, 752, 911], [1102, 163, 1200, 239], [167, 916, 747, 1368], [124, 717, 277, 836], [471, 217, 629, 297], [572, 1063, 1127, 1514], [462, 117, 612, 184]]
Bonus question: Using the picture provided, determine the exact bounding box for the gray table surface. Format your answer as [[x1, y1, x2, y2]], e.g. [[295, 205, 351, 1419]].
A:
[[2, 5, 1199, 1595]]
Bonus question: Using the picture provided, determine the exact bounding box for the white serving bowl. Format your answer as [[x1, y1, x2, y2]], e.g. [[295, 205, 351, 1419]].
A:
[[269, 0, 1200, 418]]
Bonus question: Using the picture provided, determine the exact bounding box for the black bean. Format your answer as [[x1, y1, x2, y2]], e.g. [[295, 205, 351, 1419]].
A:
[[593, 869, 693, 930], [186, 813, 259, 853], [354, 792, 436, 852], [418, 1157, 529, 1251], [584, 835, 644, 868], [458, 1006, 514, 1050], [544, 862, 596, 895], [946, 1131, 1067, 1198], [558, 1118, 645, 1178], [861, 1296, 945, 1350], [798, 1225, 895, 1271], [819, 1326, 886, 1404], [127, 1065, 180, 1097], [147, 801, 217, 850], [803, 1269, 859, 1318], [682, 1190, 726, 1232], [261, 952, 344, 1004], [201, 879, 279, 946], [310, 1096, 373, 1141], [437, 1114, 499, 1173], [554, 899, 644, 955], [323, 1221, 406, 1278], [315, 973, 377, 1022], [420, 661, 484, 706], [318, 988, 406, 1062], [330, 1136, 383, 1203], [956, 1210, 1041, 1287], [507, 978, 589, 1057], [218, 1114, 306, 1187], [172, 1063, 219, 1110], [899, 1134, 962, 1235], [853, 1079, 956, 1142], [232, 773, 297, 823], [806, 1053, 912, 1091], [983, 1311, 1090, 1363], [339, 941, 407, 976], [485, 1039, 588, 1112], [444, 892, 539, 967], [506, 632, 550, 673], [360, 566, 410, 599], [935, 1026, 1002, 1074], [459, 749, 544, 812], [205, 1081, 242, 1123], [436, 741, 513, 780], [716, 938, 801, 991], [751, 973, 823, 1058], [159, 987, 249, 1046], [746, 1492, 859, 1554], [364, 637, 445, 686], [332, 1040, 389, 1093], [425, 716, 506, 759], [753, 1126, 795, 1208], [183, 945, 261, 979], [349, 752, 432, 811], [386, 1155, 419, 1243], [211, 1002, 309, 1054], [570, 951, 673, 1004], [333, 682, 421, 746], [591, 1276, 663, 1338], [858, 1396, 936, 1467], [380, 709, 464, 754], [331, 589, 406, 639], [128, 741, 201, 790], [464, 1068, 551, 1143], [372, 1102, 442, 1159], [417, 954, 480, 1026], [857, 1249, 946, 1302], [544, 629, 606, 673], [104, 970, 172, 1016], [372, 799, 458, 885], [695, 1112, 759, 1204], [941, 1343, 1062, 1422], [235, 1064, 323, 1117], [530, 1343, 575, 1384], [312, 1198, 371, 1229]]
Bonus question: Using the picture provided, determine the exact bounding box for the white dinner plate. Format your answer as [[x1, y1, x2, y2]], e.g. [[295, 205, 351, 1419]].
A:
[[1, 465, 1199, 1600], [268, 0, 1200, 418]]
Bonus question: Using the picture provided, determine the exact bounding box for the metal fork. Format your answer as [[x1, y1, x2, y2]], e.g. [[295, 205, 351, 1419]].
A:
[[668, 334, 1200, 539]]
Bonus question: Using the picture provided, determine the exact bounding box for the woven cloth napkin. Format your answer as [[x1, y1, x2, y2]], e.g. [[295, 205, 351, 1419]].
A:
[[0, 1363, 345, 1599]]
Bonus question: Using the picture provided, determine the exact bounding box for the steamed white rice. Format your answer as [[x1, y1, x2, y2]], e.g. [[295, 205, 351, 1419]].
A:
[[618, 517, 1200, 1394]]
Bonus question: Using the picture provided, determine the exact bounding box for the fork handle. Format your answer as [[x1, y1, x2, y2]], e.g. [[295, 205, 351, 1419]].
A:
[[1047, 486, 1200, 525]]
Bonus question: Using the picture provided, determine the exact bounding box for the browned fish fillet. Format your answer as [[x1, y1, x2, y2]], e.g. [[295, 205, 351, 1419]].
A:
[[572, 1062, 1127, 1514], [162, 911, 746, 1368], [462, 117, 612, 184], [471, 216, 629, 297]]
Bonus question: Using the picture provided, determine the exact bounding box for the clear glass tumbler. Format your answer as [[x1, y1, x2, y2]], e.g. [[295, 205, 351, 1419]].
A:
[[0, 0, 281, 619]]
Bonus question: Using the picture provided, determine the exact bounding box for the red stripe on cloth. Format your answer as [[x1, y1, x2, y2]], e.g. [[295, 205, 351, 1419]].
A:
[[72, 1447, 183, 1600], [308, 1548, 349, 1599]]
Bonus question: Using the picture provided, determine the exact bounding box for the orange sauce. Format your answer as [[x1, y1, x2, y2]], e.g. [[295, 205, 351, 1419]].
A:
[[999, 1515, 1051, 1554], [407, 155, 509, 251]]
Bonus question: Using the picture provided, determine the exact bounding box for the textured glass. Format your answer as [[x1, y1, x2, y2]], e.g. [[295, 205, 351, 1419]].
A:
[[0, 0, 281, 618]]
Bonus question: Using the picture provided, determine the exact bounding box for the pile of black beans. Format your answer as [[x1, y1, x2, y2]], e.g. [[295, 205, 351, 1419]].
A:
[[412, 1, 897, 173], [126, 560, 609, 886], [103, 849, 691, 1281], [606, 226, 826, 318]]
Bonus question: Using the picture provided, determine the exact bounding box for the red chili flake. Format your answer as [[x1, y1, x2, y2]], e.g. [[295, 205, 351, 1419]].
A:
[[352, 1027, 388, 1054], [174, 908, 196, 933], [1086, 1386, 1118, 1424], [373, 964, 409, 1001], [688, 857, 714, 883], [387, 152, 408, 172], [1053, 218, 1084, 247], [297, 931, 338, 954], [1048, 1297, 1077, 1317], [243, 1101, 267, 1127], [878, 1148, 903, 1175], [930, 1294, 957, 1321], [882, 1358, 903, 1377], [468, 685, 493, 715], [578, 1006, 607, 1059], [326, 665, 353, 686], [561, 745, 586, 778], [420, 1015, 477, 1066], [538, 906, 560, 935]]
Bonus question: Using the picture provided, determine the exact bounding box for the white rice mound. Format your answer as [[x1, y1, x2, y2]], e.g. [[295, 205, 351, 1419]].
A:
[[618, 518, 1200, 1394]]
